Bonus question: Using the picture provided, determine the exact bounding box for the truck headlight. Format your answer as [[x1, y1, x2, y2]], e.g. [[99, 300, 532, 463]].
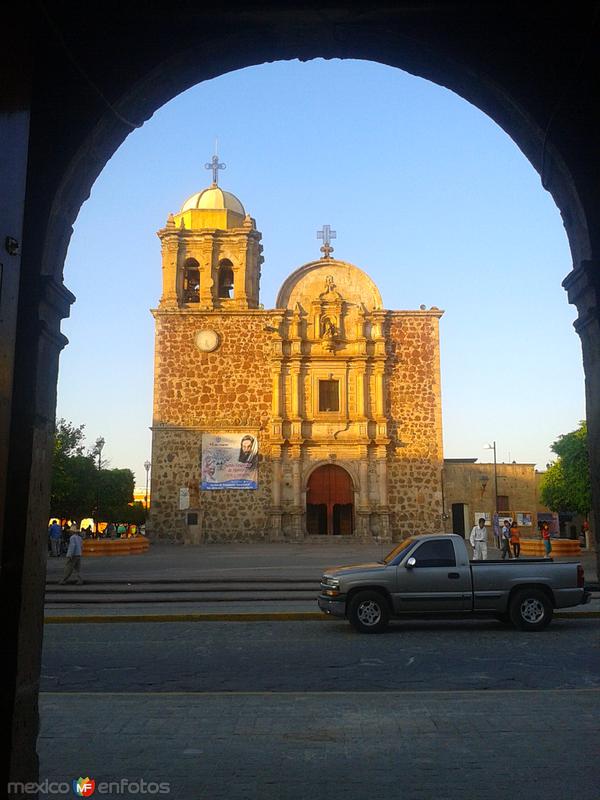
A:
[[321, 577, 341, 596]]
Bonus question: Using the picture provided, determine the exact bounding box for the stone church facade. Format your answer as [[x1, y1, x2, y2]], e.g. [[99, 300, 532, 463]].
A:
[[149, 175, 444, 542]]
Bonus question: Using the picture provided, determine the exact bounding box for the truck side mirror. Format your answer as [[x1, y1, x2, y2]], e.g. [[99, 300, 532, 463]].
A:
[[406, 557, 416, 568]]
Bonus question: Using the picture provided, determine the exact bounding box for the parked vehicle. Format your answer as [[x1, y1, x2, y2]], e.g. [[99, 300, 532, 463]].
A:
[[318, 534, 591, 633]]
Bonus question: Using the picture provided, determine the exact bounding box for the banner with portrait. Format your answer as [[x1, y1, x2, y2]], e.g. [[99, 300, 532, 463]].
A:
[[201, 433, 258, 490]]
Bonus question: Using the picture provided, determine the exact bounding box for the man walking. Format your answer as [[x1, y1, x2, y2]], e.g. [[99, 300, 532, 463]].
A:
[[48, 520, 62, 557], [469, 517, 488, 560], [59, 528, 84, 585]]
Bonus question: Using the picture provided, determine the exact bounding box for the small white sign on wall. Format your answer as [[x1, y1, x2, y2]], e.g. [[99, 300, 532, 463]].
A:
[[179, 487, 190, 510]]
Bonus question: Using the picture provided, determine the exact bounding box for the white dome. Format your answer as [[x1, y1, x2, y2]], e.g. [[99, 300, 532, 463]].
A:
[[181, 185, 245, 216]]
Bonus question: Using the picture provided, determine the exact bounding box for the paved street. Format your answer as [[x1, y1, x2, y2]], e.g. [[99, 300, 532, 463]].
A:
[[41, 618, 600, 693], [37, 618, 600, 799]]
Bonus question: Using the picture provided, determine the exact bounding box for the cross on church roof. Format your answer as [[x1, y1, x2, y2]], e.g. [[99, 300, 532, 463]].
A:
[[317, 224, 336, 259], [205, 153, 226, 186]]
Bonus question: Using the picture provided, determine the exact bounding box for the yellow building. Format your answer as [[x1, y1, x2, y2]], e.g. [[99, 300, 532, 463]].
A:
[[442, 459, 550, 538], [133, 489, 150, 509], [149, 166, 444, 542]]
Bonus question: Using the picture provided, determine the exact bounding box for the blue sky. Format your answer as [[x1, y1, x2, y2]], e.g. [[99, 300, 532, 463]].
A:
[[58, 59, 584, 489]]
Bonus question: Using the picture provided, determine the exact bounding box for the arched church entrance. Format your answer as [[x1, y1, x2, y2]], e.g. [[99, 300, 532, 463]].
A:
[[306, 465, 354, 536]]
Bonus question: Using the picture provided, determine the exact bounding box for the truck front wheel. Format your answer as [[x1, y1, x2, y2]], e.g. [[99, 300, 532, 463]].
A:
[[348, 591, 390, 633], [509, 588, 553, 631]]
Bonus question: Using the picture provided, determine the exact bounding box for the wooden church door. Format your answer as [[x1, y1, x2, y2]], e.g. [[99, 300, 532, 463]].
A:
[[306, 465, 353, 535]]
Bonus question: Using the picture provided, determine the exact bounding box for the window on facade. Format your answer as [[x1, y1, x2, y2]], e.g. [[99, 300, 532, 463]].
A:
[[218, 260, 234, 298], [497, 495, 510, 511], [183, 258, 200, 303], [412, 539, 456, 567], [319, 380, 339, 412]]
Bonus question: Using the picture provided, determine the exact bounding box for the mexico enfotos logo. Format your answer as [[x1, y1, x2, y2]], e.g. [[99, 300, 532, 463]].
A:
[[8, 777, 170, 796]]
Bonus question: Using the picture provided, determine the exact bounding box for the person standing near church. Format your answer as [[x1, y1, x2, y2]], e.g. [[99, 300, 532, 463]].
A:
[[48, 520, 62, 557], [469, 518, 488, 560], [500, 519, 512, 559], [510, 521, 521, 558], [59, 529, 84, 585], [541, 522, 552, 558]]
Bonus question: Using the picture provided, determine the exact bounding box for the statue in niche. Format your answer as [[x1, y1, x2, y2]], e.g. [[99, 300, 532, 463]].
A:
[[322, 316, 337, 338], [321, 315, 338, 351]]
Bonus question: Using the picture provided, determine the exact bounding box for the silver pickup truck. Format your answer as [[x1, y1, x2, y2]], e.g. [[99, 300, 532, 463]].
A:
[[318, 533, 591, 633]]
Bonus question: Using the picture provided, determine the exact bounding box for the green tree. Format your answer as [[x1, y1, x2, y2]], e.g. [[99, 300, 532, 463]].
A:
[[540, 421, 591, 514], [122, 501, 147, 525], [98, 468, 135, 522], [50, 421, 141, 523], [51, 420, 97, 519]]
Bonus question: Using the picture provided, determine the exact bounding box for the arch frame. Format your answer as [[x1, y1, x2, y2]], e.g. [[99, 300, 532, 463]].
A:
[[3, 3, 600, 786]]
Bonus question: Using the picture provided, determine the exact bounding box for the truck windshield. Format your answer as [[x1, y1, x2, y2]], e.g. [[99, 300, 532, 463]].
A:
[[382, 538, 417, 564]]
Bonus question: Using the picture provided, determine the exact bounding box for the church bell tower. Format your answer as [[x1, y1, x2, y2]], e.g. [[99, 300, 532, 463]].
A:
[[156, 155, 263, 310]]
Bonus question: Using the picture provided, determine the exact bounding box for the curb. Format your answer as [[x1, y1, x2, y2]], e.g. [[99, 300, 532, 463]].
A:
[[44, 610, 600, 624]]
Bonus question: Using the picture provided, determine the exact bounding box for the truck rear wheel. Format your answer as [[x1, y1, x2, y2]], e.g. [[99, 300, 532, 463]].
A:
[[509, 588, 553, 631], [348, 591, 390, 633]]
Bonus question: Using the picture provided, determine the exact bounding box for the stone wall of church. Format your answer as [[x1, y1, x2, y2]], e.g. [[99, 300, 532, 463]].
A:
[[387, 460, 444, 538], [385, 313, 444, 538], [150, 425, 273, 541], [152, 310, 272, 428], [151, 311, 274, 540], [385, 313, 443, 461]]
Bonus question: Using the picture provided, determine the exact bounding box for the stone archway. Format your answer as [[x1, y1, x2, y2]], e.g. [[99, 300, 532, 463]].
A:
[[306, 464, 354, 536], [3, 3, 600, 787]]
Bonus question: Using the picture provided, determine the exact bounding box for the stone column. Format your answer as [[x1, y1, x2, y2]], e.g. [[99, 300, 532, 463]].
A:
[[270, 457, 283, 540], [271, 369, 282, 418], [3, 274, 74, 788], [377, 456, 388, 507], [356, 366, 366, 418], [359, 460, 369, 508], [374, 364, 385, 418], [356, 458, 370, 537], [376, 448, 391, 542], [160, 235, 180, 307], [289, 448, 304, 539], [290, 367, 300, 417], [563, 260, 600, 569]]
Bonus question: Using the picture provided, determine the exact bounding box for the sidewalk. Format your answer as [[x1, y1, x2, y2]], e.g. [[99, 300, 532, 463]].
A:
[[44, 540, 599, 583], [44, 541, 599, 622]]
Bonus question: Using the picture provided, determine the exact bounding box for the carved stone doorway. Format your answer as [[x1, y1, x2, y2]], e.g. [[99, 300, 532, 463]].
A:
[[306, 465, 354, 535]]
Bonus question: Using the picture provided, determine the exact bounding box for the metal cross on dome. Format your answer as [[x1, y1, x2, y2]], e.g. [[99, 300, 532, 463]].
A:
[[317, 224, 336, 259], [205, 153, 226, 185]]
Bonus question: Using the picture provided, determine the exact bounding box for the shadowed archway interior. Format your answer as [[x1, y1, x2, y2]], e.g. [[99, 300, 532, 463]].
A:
[[2, 2, 600, 788]]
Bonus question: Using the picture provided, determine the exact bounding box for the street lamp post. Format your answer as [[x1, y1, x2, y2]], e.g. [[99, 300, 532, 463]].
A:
[[485, 441, 498, 544], [144, 460, 151, 509], [96, 436, 105, 535]]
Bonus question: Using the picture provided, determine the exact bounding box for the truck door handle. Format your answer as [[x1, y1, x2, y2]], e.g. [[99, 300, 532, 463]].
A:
[[448, 573, 460, 579]]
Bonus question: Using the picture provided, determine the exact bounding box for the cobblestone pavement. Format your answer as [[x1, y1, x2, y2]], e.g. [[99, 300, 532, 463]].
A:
[[35, 618, 600, 799], [38, 689, 599, 800], [40, 619, 600, 693]]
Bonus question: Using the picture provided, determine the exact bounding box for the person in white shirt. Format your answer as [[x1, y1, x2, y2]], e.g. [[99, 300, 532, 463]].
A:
[[59, 530, 84, 585], [469, 518, 488, 560]]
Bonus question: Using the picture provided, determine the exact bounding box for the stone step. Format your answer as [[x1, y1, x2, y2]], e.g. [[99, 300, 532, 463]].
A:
[[45, 582, 319, 594], [45, 591, 319, 604]]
